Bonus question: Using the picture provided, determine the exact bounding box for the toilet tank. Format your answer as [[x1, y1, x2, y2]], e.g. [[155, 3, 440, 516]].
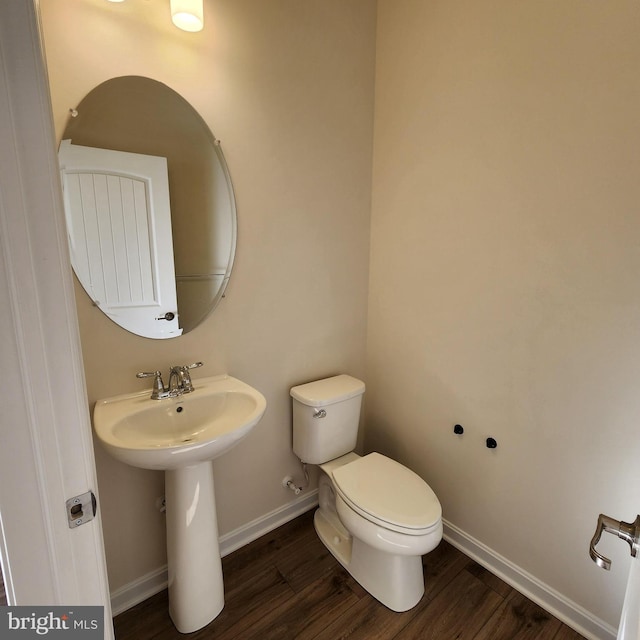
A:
[[290, 374, 365, 464]]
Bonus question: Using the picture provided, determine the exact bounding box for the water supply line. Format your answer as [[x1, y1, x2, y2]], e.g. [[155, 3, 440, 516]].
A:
[[283, 477, 302, 495], [282, 462, 310, 496], [589, 514, 640, 570]]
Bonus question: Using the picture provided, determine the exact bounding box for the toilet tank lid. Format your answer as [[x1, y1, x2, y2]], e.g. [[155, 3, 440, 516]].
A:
[[290, 374, 365, 407]]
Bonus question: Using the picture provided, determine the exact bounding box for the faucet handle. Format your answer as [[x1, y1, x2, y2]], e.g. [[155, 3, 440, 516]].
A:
[[180, 362, 202, 393], [169, 362, 202, 394], [136, 370, 166, 399], [136, 370, 163, 381]]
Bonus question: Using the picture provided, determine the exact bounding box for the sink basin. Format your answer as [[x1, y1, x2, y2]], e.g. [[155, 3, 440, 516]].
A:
[[93, 373, 268, 633], [93, 374, 267, 470]]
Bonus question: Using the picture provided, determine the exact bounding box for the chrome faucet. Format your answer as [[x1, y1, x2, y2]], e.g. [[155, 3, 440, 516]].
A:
[[137, 362, 203, 399]]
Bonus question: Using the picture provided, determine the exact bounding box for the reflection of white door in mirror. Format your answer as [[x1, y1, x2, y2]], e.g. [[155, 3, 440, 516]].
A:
[[58, 140, 182, 338]]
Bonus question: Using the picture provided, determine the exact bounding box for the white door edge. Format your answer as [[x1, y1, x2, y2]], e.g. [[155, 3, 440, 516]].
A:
[[0, 1, 113, 637]]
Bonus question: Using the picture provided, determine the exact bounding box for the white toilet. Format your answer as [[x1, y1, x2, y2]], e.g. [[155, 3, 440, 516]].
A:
[[290, 374, 443, 612]]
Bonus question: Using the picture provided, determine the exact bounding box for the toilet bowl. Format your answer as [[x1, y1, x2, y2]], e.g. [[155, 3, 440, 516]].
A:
[[290, 375, 443, 612], [317, 452, 442, 611]]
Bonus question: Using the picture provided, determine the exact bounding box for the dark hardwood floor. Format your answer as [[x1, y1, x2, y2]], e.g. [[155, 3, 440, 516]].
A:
[[114, 510, 585, 640]]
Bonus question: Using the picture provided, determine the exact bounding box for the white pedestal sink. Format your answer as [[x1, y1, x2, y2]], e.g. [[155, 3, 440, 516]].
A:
[[93, 374, 267, 633]]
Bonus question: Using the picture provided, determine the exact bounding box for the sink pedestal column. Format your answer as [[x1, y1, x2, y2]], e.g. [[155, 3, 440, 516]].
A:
[[165, 461, 224, 633]]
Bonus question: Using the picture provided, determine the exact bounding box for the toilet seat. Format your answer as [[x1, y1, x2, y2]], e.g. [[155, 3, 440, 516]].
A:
[[332, 452, 442, 535]]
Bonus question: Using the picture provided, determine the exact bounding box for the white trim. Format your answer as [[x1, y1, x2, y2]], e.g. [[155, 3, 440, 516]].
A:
[[110, 566, 169, 617], [443, 519, 616, 640], [110, 491, 319, 616], [219, 489, 319, 557], [0, 0, 112, 630], [112, 492, 617, 640], [111, 498, 615, 639]]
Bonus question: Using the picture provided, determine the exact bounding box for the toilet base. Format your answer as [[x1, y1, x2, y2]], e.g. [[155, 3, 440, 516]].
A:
[[314, 508, 425, 612]]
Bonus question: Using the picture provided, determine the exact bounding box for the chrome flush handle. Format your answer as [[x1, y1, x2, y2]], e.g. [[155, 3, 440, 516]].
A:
[[313, 409, 327, 419], [589, 513, 640, 570]]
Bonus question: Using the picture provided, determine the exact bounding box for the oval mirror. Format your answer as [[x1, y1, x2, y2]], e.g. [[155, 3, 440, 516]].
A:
[[58, 76, 237, 339]]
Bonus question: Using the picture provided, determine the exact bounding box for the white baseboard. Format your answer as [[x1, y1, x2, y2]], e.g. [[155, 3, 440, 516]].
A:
[[219, 488, 319, 557], [111, 497, 615, 639], [443, 519, 616, 640], [110, 490, 319, 616], [110, 565, 168, 617]]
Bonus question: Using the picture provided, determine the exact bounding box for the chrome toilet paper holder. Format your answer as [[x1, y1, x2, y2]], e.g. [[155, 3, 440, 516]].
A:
[[590, 514, 640, 570]]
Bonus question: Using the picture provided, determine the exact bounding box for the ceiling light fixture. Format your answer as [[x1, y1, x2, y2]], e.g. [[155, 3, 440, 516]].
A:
[[170, 0, 204, 32], [105, 0, 204, 32]]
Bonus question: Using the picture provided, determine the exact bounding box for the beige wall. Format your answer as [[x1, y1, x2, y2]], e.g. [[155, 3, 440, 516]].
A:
[[40, 0, 375, 592], [40, 0, 640, 629], [368, 0, 640, 628]]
